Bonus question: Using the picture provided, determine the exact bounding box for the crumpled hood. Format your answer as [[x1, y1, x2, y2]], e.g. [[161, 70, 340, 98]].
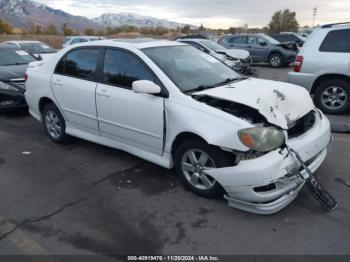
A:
[[194, 78, 314, 129], [0, 64, 28, 81], [217, 49, 250, 60]]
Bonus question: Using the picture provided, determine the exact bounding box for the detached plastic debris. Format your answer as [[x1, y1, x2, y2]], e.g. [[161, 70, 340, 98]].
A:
[[22, 151, 32, 155]]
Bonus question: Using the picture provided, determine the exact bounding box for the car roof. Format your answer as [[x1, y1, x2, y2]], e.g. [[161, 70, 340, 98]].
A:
[[177, 38, 210, 42], [5, 40, 42, 44], [0, 45, 21, 50], [67, 36, 101, 39], [76, 39, 186, 49]]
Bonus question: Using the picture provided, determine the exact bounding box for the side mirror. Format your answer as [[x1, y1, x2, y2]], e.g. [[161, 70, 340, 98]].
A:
[[37, 54, 43, 61], [259, 41, 267, 46], [132, 80, 161, 94]]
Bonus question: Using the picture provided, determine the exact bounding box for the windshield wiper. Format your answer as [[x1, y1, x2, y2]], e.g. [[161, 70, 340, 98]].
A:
[[184, 77, 247, 94], [1, 63, 28, 66], [184, 84, 215, 94]]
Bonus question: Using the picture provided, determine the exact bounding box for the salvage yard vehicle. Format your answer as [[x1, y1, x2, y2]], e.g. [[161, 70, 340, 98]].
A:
[[25, 39, 333, 214], [1, 40, 57, 60], [288, 22, 350, 114], [271, 32, 305, 47], [218, 33, 297, 68], [176, 38, 255, 76], [0, 46, 37, 112], [62, 36, 106, 48]]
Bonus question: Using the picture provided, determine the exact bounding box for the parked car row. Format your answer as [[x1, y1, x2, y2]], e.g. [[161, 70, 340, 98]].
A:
[[218, 33, 298, 68], [176, 38, 255, 75]]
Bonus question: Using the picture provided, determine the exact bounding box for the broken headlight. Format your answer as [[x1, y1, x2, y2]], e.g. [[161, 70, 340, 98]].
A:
[[238, 127, 285, 152], [0, 81, 18, 91]]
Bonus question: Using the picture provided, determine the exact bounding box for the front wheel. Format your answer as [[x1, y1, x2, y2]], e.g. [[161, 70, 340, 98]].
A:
[[269, 53, 284, 68], [174, 139, 234, 198]]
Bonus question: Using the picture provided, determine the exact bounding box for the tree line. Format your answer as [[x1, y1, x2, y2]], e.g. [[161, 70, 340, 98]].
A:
[[1, 9, 301, 36]]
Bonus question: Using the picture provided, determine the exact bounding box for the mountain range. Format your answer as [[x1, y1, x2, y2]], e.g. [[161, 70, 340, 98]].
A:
[[0, 0, 193, 31]]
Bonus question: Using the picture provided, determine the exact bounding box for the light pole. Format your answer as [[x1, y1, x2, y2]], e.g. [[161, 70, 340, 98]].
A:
[[313, 7, 318, 28]]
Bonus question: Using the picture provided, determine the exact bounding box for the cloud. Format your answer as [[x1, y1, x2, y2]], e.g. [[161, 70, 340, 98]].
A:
[[35, 0, 350, 28]]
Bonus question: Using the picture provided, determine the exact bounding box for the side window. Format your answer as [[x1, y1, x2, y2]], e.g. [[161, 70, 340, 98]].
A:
[[70, 38, 81, 45], [247, 36, 258, 45], [319, 29, 350, 53], [79, 38, 88, 43], [102, 49, 157, 89], [54, 48, 100, 81], [257, 37, 266, 45], [230, 36, 246, 44]]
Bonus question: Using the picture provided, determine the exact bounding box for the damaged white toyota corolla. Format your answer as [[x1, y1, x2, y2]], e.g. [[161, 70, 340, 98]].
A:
[[25, 39, 332, 214]]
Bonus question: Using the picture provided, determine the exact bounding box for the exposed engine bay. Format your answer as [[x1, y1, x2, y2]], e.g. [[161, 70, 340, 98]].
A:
[[193, 95, 271, 126]]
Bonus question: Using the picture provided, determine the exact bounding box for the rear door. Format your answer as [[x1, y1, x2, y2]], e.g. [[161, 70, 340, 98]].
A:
[[246, 36, 269, 62], [227, 36, 247, 49], [51, 47, 100, 133], [96, 48, 165, 155]]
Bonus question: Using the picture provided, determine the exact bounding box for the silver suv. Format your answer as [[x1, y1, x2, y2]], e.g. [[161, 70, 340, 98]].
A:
[[288, 23, 350, 114]]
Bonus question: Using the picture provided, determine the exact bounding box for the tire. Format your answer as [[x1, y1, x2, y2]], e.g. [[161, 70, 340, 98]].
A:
[[314, 79, 350, 114], [42, 103, 69, 143], [268, 53, 284, 68], [174, 138, 234, 198]]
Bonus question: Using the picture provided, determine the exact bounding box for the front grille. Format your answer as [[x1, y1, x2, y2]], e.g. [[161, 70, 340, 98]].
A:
[[288, 111, 316, 138], [241, 56, 252, 64], [9, 79, 26, 90]]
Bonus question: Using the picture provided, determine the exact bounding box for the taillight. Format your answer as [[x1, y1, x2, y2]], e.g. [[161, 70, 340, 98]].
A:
[[294, 56, 303, 72], [24, 73, 28, 82]]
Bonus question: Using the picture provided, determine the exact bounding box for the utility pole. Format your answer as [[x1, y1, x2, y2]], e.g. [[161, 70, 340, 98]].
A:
[[312, 7, 318, 28]]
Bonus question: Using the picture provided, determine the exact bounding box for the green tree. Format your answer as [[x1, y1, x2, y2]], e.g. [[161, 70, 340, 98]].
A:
[[198, 24, 205, 31], [228, 27, 236, 34], [181, 25, 191, 34], [0, 19, 13, 34], [84, 28, 94, 35], [34, 25, 42, 35], [44, 24, 57, 35], [268, 9, 299, 34], [63, 28, 74, 36]]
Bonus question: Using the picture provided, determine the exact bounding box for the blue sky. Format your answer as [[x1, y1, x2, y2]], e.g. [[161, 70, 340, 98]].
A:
[[36, 0, 350, 28]]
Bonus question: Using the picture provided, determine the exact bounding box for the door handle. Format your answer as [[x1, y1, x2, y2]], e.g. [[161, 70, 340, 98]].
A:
[[97, 89, 110, 98], [52, 79, 62, 87]]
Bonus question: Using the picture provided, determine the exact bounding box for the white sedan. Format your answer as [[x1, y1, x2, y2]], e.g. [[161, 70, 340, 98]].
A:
[[24, 39, 332, 214]]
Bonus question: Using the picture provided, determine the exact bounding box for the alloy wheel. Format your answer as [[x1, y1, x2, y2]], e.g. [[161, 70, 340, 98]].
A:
[[181, 149, 216, 190], [270, 56, 281, 67], [321, 86, 348, 110], [45, 110, 62, 139]]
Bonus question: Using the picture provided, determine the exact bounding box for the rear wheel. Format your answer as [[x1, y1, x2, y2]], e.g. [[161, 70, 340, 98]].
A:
[[174, 139, 234, 198], [314, 79, 350, 114], [42, 103, 69, 143], [269, 53, 284, 68]]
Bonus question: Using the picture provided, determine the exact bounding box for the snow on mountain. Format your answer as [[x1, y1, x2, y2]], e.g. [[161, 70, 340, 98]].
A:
[[93, 13, 194, 29], [0, 0, 101, 31], [0, 0, 195, 31]]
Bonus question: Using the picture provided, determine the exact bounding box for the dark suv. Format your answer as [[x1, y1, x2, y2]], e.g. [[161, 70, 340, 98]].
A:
[[271, 32, 305, 47], [218, 33, 297, 68]]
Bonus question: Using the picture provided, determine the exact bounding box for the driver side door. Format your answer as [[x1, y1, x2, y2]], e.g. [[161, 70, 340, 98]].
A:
[[96, 48, 165, 155]]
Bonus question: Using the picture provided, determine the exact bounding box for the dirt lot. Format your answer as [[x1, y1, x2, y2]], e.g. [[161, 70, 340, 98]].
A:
[[0, 64, 350, 259]]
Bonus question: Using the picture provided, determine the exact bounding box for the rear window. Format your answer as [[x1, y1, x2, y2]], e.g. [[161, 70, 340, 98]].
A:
[[55, 48, 100, 81], [319, 29, 350, 53], [0, 49, 36, 66]]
